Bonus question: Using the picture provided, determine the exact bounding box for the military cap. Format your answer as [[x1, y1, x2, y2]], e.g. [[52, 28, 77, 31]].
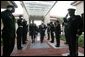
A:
[[68, 8, 76, 12], [7, 5, 14, 8]]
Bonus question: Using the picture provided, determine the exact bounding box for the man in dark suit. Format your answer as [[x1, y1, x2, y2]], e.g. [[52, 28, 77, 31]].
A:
[[65, 8, 83, 56], [39, 23, 46, 43], [1, 5, 16, 56], [29, 22, 37, 43], [49, 22, 55, 43]]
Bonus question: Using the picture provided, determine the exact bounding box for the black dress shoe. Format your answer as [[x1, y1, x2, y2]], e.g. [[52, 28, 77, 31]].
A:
[[64, 42, 68, 44], [41, 41, 43, 43], [55, 45, 60, 47], [67, 54, 78, 56], [50, 41, 54, 43], [67, 54, 71, 56], [23, 42, 26, 44], [47, 39, 49, 40], [32, 41, 34, 43], [18, 47, 22, 50]]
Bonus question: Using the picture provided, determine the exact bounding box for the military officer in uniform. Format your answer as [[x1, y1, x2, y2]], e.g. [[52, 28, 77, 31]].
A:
[[1, 5, 16, 56], [63, 14, 69, 44], [65, 8, 83, 56], [22, 19, 28, 44], [24, 21, 28, 41], [39, 22, 46, 43], [16, 15, 23, 50], [47, 23, 50, 40], [54, 20, 61, 47]]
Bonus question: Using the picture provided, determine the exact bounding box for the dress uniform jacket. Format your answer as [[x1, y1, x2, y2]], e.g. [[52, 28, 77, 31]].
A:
[[1, 10, 16, 56], [67, 15, 83, 36]]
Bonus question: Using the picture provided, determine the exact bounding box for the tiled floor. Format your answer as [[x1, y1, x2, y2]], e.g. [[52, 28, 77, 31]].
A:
[[30, 42, 50, 49], [30, 36, 50, 49]]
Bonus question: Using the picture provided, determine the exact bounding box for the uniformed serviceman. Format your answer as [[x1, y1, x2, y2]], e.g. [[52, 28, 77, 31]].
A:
[[63, 13, 69, 44], [25, 21, 28, 41], [22, 19, 28, 44], [54, 20, 61, 47], [66, 8, 83, 56], [39, 22, 46, 43], [47, 23, 50, 40], [16, 15, 23, 50], [1, 5, 16, 56]]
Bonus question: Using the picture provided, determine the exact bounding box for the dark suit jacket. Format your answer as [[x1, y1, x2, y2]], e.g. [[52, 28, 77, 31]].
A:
[[39, 24, 46, 36], [29, 23, 37, 35]]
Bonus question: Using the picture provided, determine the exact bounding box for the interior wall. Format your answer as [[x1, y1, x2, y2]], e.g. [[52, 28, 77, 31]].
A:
[[29, 16, 44, 24]]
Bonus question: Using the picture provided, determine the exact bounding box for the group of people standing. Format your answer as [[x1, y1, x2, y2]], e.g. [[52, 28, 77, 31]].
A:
[[47, 21, 61, 47], [29, 8, 83, 56], [29, 22, 46, 43], [29, 20, 61, 47], [1, 5, 83, 56]]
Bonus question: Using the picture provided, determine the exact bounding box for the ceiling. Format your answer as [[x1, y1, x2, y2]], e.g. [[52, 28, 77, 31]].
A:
[[1, 1, 17, 9], [23, 1, 56, 16]]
